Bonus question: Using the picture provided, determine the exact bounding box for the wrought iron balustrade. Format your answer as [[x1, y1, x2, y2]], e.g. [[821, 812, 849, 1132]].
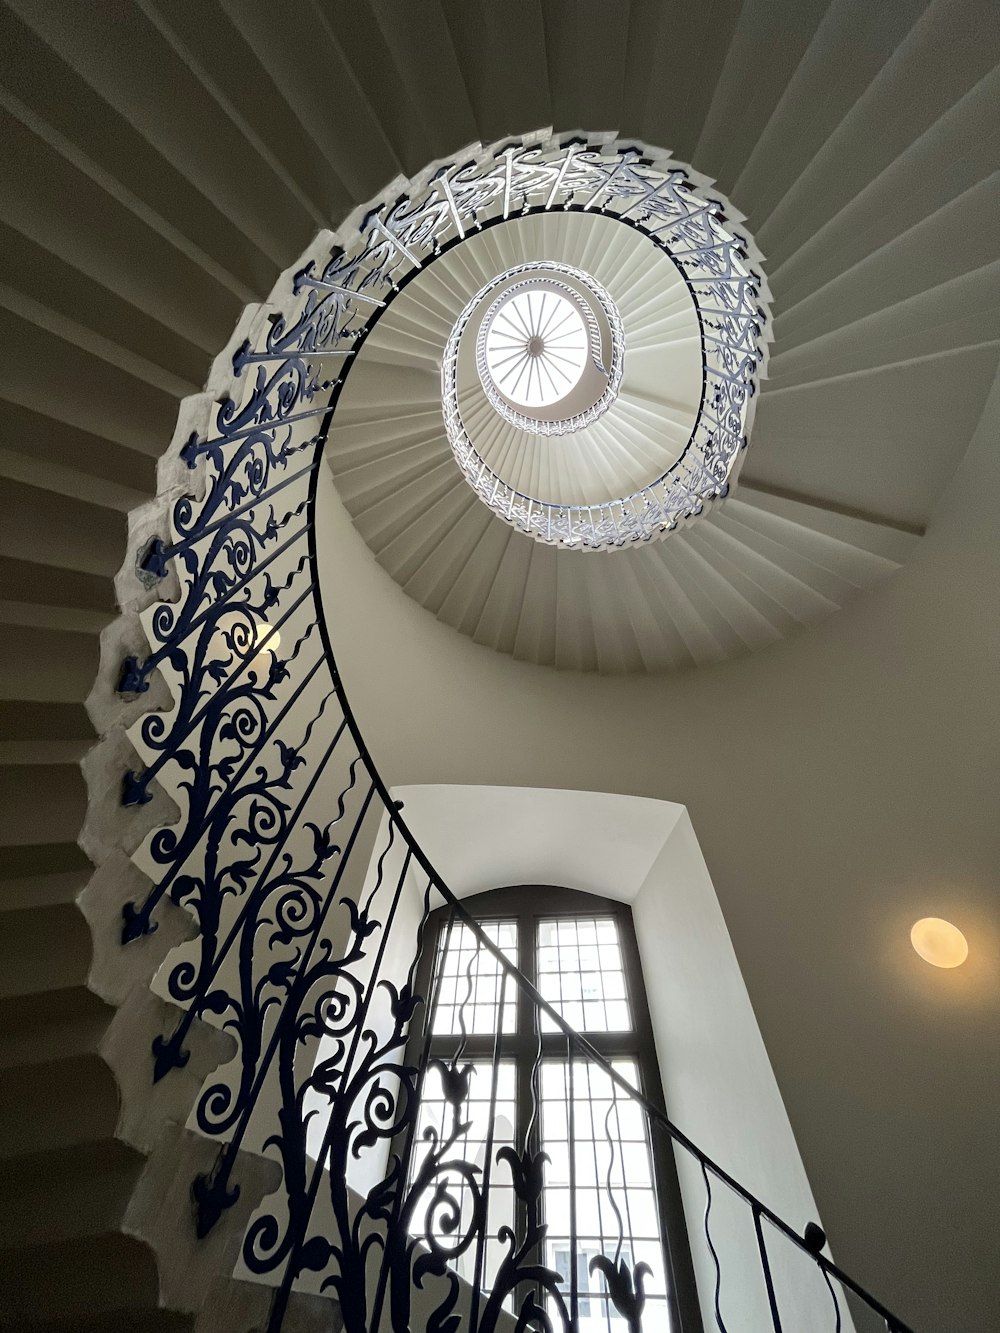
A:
[[130, 756, 918, 1333], [106, 131, 916, 1333]]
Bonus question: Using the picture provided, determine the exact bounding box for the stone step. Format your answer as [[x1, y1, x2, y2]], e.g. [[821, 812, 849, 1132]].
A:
[[0, 760, 88, 852], [0, 865, 88, 912], [0, 902, 92, 1001], [0, 700, 95, 744], [0, 1139, 142, 1248], [0, 1051, 119, 1159], [0, 553, 115, 620], [0, 477, 128, 579], [0, 620, 101, 706], [1, 1232, 170, 1328], [0, 985, 111, 1071], [22, 1314, 194, 1333]]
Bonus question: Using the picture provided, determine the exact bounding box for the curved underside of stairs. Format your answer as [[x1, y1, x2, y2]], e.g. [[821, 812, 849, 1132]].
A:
[[1, 1, 998, 1330], [327, 201, 920, 671]]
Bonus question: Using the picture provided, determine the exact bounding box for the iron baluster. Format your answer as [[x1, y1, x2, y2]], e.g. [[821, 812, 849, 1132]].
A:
[[264, 836, 416, 1331], [821, 1268, 844, 1333], [468, 966, 507, 1328], [145, 458, 320, 575], [189, 781, 378, 1234], [125, 579, 318, 803], [150, 719, 354, 1076], [525, 1016, 545, 1321], [701, 1162, 728, 1333], [753, 1205, 784, 1333], [367, 903, 457, 1333], [580, 1061, 612, 1333], [121, 659, 331, 940], [567, 1041, 578, 1330]]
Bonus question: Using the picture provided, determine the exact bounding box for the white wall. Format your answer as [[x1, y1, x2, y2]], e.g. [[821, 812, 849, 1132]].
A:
[[314, 362, 1000, 1332], [633, 811, 843, 1333], [390, 783, 846, 1332]]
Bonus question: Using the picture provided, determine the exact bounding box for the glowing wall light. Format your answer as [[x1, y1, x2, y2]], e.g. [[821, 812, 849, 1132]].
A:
[[212, 614, 280, 676], [253, 621, 280, 655], [910, 917, 969, 969]]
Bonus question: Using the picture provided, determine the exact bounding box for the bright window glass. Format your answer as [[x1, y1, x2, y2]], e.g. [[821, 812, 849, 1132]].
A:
[[537, 916, 631, 1033], [431, 919, 518, 1036], [540, 1058, 669, 1329]]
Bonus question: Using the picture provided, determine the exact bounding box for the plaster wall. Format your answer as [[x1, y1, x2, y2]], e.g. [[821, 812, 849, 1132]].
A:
[[381, 783, 847, 1332], [314, 363, 1000, 1332], [632, 811, 837, 1333]]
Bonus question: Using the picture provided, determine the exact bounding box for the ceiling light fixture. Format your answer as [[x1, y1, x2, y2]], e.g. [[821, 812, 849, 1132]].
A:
[[910, 917, 968, 969]]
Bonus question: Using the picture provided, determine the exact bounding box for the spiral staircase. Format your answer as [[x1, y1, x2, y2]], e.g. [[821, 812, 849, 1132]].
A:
[[328, 206, 922, 672], [1, 2, 998, 1331]]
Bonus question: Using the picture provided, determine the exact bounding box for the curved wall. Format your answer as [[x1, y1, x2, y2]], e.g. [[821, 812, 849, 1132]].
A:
[[316, 359, 1000, 1333]]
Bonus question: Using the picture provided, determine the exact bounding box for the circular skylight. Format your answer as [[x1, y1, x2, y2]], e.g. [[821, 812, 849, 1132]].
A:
[[483, 288, 588, 409], [459, 264, 624, 439]]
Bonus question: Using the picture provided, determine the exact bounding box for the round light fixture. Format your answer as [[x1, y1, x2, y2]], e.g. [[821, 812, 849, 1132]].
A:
[[910, 917, 968, 969], [254, 621, 280, 654], [212, 613, 281, 674]]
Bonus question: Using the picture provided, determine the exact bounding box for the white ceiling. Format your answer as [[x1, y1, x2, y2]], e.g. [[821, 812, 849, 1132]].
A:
[[392, 781, 686, 902]]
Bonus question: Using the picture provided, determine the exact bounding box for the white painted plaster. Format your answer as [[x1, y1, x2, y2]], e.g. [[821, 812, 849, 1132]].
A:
[[632, 810, 851, 1332], [382, 784, 853, 1332]]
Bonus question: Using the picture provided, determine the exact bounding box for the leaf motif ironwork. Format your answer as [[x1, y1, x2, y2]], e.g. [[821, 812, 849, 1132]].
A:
[[107, 133, 903, 1333]]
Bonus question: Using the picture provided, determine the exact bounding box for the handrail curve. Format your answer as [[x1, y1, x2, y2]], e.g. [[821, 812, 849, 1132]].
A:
[[92, 130, 912, 1333]]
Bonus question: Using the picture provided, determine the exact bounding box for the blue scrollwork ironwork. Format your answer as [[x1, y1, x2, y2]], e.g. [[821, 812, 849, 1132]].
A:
[[110, 132, 912, 1333]]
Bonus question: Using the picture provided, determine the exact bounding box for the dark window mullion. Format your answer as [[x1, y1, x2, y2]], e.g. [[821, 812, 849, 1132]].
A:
[[537, 1032, 637, 1060], [513, 901, 541, 1304], [428, 1033, 528, 1061], [407, 888, 703, 1333]]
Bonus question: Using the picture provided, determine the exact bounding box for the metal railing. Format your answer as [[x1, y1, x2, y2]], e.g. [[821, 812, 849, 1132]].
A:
[[111, 132, 912, 1332]]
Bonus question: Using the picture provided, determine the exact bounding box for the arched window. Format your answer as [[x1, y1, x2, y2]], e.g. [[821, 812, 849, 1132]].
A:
[[403, 885, 701, 1331]]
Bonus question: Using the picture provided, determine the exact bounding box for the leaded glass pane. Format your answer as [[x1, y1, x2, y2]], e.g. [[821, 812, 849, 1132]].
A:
[[540, 1058, 671, 1330], [431, 919, 518, 1035], [537, 916, 632, 1033]]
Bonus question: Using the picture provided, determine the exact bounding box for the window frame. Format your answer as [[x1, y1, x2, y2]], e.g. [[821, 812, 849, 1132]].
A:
[[405, 883, 703, 1332]]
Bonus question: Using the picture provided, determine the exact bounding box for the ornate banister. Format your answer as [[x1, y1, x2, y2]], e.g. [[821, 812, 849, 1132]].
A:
[[90, 130, 913, 1332]]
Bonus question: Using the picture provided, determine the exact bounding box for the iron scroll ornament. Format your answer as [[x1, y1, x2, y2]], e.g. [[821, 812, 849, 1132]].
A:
[[109, 130, 913, 1333]]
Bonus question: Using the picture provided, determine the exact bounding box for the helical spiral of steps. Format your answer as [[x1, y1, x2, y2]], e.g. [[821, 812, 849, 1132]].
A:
[[0, 2, 998, 1331], [327, 202, 924, 672]]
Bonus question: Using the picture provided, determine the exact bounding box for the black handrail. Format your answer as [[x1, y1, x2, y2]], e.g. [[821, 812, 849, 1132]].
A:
[[315, 634, 917, 1333], [121, 133, 915, 1333]]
